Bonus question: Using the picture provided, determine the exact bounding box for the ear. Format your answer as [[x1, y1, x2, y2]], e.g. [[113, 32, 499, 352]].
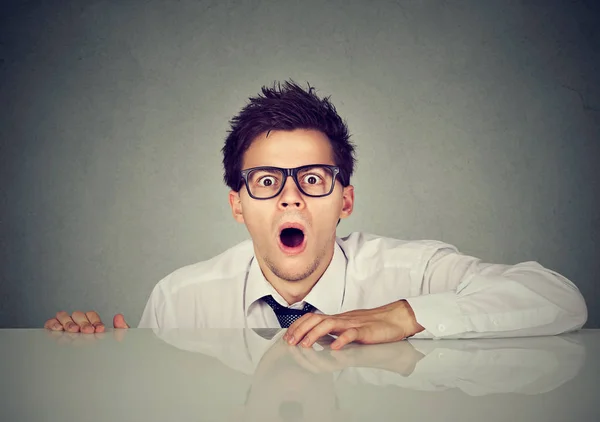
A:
[[229, 190, 245, 223], [339, 185, 354, 219]]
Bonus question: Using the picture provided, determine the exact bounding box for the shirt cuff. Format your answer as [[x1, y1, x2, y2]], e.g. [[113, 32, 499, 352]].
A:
[[405, 292, 471, 338]]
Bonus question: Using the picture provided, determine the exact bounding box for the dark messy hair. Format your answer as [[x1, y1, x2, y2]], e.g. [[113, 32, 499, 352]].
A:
[[222, 80, 356, 191]]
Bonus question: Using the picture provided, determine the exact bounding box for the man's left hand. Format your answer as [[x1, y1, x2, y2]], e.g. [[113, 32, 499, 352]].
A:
[[283, 300, 425, 350]]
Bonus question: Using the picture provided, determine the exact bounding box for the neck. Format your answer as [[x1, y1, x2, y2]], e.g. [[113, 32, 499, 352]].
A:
[[257, 242, 336, 305]]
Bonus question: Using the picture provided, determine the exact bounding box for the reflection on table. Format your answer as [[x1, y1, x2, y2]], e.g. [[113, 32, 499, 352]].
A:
[[0, 328, 596, 422]]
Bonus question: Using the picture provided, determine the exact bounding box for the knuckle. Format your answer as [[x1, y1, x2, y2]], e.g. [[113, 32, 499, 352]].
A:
[[310, 314, 324, 324], [342, 328, 356, 338], [323, 318, 337, 327]]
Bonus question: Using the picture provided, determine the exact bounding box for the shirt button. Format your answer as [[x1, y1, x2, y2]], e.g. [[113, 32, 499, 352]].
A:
[[492, 319, 499, 326], [438, 324, 446, 332]]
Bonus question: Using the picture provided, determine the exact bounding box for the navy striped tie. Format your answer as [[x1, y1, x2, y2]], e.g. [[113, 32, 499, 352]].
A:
[[263, 295, 316, 328]]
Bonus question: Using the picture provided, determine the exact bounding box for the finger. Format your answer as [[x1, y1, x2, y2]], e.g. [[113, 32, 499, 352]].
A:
[[55, 311, 79, 333], [299, 318, 345, 348], [285, 314, 323, 345], [314, 334, 337, 349], [286, 312, 314, 331], [283, 313, 314, 342], [71, 311, 94, 334], [331, 327, 360, 350], [44, 318, 64, 331], [113, 313, 129, 329], [85, 311, 105, 333]]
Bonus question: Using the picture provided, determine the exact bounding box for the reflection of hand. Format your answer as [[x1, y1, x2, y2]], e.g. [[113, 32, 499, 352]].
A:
[[236, 335, 344, 422], [287, 340, 425, 376], [45, 327, 128, 346], [284, 300, 424, 349], [44, 311, 130, 333]]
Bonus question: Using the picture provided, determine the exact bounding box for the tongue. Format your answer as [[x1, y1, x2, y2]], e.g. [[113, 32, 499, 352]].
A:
[[281, 228, 304, 248]]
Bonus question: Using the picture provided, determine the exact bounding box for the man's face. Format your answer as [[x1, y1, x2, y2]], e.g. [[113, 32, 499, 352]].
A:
[[229, 129, 354, 288]]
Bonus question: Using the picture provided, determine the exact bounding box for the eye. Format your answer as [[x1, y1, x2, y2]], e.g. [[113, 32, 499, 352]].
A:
[[301, 173, 322, 185], [257, 176, 278, 187]]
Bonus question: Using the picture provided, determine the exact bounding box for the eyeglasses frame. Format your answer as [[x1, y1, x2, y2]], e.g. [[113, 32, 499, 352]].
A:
[[239, 164, 342, 200]]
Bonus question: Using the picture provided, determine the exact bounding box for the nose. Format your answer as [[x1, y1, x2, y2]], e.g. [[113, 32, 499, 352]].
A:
[[278, 175, 305, 209]]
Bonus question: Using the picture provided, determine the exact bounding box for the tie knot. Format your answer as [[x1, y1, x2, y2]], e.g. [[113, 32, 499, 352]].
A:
[[263, 295, 315, 328]]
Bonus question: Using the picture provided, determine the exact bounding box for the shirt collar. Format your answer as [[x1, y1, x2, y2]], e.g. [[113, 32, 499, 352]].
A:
[[244, 240, 347, 316]]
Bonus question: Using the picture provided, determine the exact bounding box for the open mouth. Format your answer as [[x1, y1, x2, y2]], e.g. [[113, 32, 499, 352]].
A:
[[279, 228, 305, 248]]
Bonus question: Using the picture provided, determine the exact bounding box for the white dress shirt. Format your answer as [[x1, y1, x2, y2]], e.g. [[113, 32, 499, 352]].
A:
[[138, 232, 588, 338]]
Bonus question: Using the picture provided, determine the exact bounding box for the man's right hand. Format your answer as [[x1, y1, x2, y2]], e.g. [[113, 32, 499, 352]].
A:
[[44, 311, 129, 333]]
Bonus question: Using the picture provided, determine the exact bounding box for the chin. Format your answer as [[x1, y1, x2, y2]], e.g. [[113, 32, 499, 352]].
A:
[[266, 256, 320, 283]]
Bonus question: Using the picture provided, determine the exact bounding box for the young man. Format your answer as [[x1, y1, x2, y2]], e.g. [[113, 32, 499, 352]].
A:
[[45, 81, 588, 349]]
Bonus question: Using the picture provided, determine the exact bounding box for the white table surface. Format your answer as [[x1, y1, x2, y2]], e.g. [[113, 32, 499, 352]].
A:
[[1, 328, 599, 421]]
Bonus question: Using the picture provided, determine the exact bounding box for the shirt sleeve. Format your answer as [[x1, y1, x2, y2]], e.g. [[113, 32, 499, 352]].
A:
[[405, 248, 588, 339], [138, 280, 175, 328]]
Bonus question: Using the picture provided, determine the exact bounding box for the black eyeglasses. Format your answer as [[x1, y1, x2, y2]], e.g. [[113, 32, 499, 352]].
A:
[[240, 164, 341, 200]]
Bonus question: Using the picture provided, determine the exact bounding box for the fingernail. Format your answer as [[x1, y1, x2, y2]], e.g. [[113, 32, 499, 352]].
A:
[[288, 336, 294, 344], [302, 338, 310, 347], [53, 324, 61, 330]]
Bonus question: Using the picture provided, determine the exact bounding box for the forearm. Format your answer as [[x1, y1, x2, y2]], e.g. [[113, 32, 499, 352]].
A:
[[406, 261, 587, 339]]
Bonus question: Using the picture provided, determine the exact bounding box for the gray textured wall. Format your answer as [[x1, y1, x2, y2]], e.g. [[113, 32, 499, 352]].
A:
[[1, 0, 598, 328]]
